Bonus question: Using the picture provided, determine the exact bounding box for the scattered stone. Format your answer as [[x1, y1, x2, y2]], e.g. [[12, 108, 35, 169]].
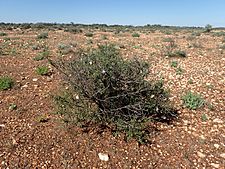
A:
[[213, 118, 223, 124], [197, 151, 206, 158], [98, 153, 109, 161], [183, 120, 190, 125], [220, 153, 225, 159], [0, 124, 5, 127], [21, 84, 28, 88], [32, 78, 38, 82], [210, 163, 220, 168], [214, 144, 220, 149]]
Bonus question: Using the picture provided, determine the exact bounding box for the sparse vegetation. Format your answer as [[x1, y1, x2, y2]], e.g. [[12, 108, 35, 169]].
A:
[[204, 24, 212, 33], [37, 32, 48, 39], [36, 66, 49, 75], [0, 32, 7, 36], [182, 91, 204, 110], [84, 32, 94, 37], [132, 32, 140, 37], [170, 60, 178, 68], [0, 76, 14, 90]]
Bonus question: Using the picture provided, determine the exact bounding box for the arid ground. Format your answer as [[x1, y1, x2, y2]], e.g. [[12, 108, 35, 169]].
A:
[[0, 25, 224, 169]]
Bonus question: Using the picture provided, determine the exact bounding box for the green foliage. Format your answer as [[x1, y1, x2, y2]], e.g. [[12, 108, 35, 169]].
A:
[[162, 39, 187, 57], [182, 91, 204, 110], [0, 32, 7, 36], [58, 43, 73, 55], [201, 113, 208, 122], [85, 32, 94, 37], [51, 44, 177, 143], [9, 103, 17, 110], [172, 50, 187, 57], [163, 37, 174, 42], [176, 67, 183, 75], [33, 49, 50, 61], [204, 24, 212, 33], [0, 76, 14, 90], [170, 61, 178, 68], [132, 32, 140, 37], [64, 28, 83, 34], [37, 32, 48, 39], [191, 31, 201, 36], [213, 31, 225, 37], [36, 66, 49, 76]]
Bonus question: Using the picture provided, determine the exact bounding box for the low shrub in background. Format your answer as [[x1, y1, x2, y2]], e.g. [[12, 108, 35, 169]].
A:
[[37, 32, 48, 39]]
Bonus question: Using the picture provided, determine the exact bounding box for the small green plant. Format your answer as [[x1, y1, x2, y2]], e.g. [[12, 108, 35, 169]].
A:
[[176, 67, 183, 75], [201, 113, 208, 122], [9, 103, 17, 110], [36, 66, 49, 76], [0, 32, 7, 36], [84, 32, 94, 37], [170, 61, 178, 68], [182, 91, 204, 110], [37, 32, 48, 39], [58, 43, 73, 55], [101, 34, 108, 40], [32, 45, 40, 50], [188, 79, 194, 84], [10, 48, 17, 56], [173, 50, 187, 57], [33, 50, 49, 61], [132, 32, 140, 37], [0, 76, 14, 90]]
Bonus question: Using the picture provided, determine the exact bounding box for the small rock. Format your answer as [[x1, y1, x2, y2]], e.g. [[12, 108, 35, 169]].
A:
[[0, 124, 5, 127], [220, 153, 225, 159], [213, 118, 223, 124], [214, 144, 220, 149], [46, 77, 52, 82], [21, 84, 28, 88], [197, 151, 206, 158], [183, 120, 190, 125], [98, 153, 109, 161], [32, 78, 38, 82], [210, 163, 220, 168]]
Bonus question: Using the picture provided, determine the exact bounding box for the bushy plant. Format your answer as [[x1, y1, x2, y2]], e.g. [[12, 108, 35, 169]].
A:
[[182, 91, 204, 110], [132, 32, 140, 37], [0, 32, 7, 36], [37, 32, 48, 39], [84, 32, 94, 37], [50, 44, 177, 143], [0, 76, 14, 90], [36, 66, 49, 75], [204, 24, 212, 33]]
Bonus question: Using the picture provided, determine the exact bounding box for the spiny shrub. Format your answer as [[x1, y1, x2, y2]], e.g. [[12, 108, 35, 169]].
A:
[[50, 44, 177, 143], [132, 32, 140, 37], [0, 76, 14, 90], [84, 32, 94, 37], [37, 32, 48, 39], [182, 91, 204, 110], [0, 32, 7, 36]]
